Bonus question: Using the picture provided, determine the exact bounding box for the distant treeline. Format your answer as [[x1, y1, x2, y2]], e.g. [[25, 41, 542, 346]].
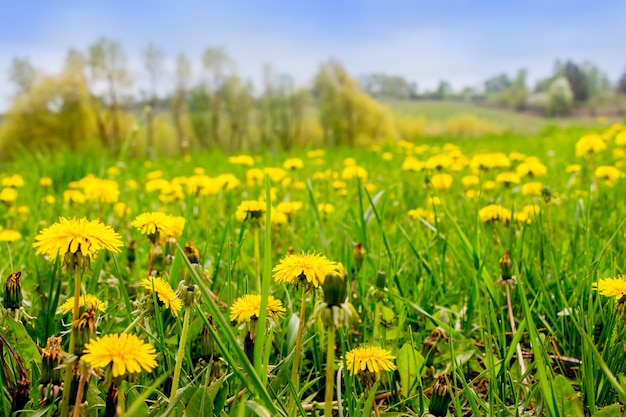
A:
[[2, 37, 623, 157]]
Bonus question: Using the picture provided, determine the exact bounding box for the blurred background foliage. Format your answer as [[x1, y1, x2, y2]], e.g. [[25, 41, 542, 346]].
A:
[[2, 37, 626, 159]]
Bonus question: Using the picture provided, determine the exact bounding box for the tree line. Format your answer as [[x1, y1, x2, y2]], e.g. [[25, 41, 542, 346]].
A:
[[0, 38, 394, 157], [2, 37, 625, 156]]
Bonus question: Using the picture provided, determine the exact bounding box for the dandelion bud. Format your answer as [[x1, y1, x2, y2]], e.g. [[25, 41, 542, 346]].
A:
[[127, 240, 136, 267], [353, 242, 365, 272], [423, 328, 444, 367], [12, 377, 30, 413], [200, 323, 219, 359], [375, 270, 387, 290], [499, 250, 513, 280], [3, 271, 22, 310], [184, 241, 201, 265], [322, 272, 347, 307], [177, 282, 200, 309], [429, 375, 452, 417], [73, 309, 96, 356], [244, 331, 255, 364], [542, 185, 552, 203], [151, 245, 165, 274], [39, 336, 64, 404]]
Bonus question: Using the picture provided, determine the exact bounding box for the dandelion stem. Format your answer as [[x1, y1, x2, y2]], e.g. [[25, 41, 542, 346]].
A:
[[324, 322, 336, 417], [59, 268, 82, 417], [288, 286, 308, 416], [169, 305, 191, 404], [72, 371, 88, 417], [254, 227, 261, 291], [506, 285, 528, 389]]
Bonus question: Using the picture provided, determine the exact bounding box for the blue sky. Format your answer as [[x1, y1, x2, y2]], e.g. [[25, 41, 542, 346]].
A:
[[0, 1, 624, 109]]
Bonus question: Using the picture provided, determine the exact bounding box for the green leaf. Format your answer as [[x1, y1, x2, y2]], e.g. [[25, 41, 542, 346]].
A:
[[3, 317, 41, 373], [246, 400, 272, 417], [187, 387, 214, 416], [592, 404, 623, 417], [396, 343, 425, 398], [553, 375, 584, 417]]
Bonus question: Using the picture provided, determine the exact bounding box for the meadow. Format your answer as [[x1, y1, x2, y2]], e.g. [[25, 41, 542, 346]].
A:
[[1, 121, 626, 417]]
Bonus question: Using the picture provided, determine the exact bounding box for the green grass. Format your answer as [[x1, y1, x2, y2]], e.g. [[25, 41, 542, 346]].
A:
[[1, 125, 626, 416]]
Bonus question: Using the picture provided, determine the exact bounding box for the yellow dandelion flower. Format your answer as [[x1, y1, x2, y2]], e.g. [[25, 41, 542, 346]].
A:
[[80, 177, 120, 203], [595, 166, 622, 186], [462, 175, 480, 189], [0, 188, 18, 203], [407, 208, 435, 224], [276, 201, 303, 215], [576, 133, 606, 156], [0, 229, 22, 242], [229, 294, 286, 323], [496, 172, 521, 186], [58, 294, 106, 314], [402, 156, 424, 172], [39, 177, 53, 187], [263, 167, 287, 183], [283, 158, 304, 170], [63, 189, 86, 204], [522, 182, 543, 197], [479, 205, 511, 223], [593, 276, 626, 299], [82, 333, 157, 377], [33, 217, 123, 261], [2, 174, 25, 188], [341, 165, 368, 182], [318, 203, 335, 214], [271, 210, 288, 226], [425, 154, 453, 171], [273, 252, 337, 288], [307, 149, 325, 158], [382, 152, 393, 161], [430, 174, 453, 191], [132, 212, 185, 243], [345, 345, 396, 376], [141, 276, 182, 317], [228, 154, 255, 167], [246, 168, 264, 186], [235, 200, 266, 223]]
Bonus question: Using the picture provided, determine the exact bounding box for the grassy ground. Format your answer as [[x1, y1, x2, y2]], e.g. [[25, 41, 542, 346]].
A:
[[0, 123, 625, 416]]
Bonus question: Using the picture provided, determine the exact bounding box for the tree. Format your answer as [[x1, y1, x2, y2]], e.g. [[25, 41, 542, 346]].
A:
[[171, 53, 192, 153], [202, 47, 232, 147], [314, 60, 395, 147], [87, 37, 132, 147], [360, 73, 418, 99], [618, 69, 626, 95], [142, 43, 164, 153], [221, 76, 253, 151], [547, 76, 574, 116], [8, 58, 38, 94], [484, 73, 512, 94], [0, 64, 98, 154], [258, 66, 310, 150], [561, 60, 589, 102]]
